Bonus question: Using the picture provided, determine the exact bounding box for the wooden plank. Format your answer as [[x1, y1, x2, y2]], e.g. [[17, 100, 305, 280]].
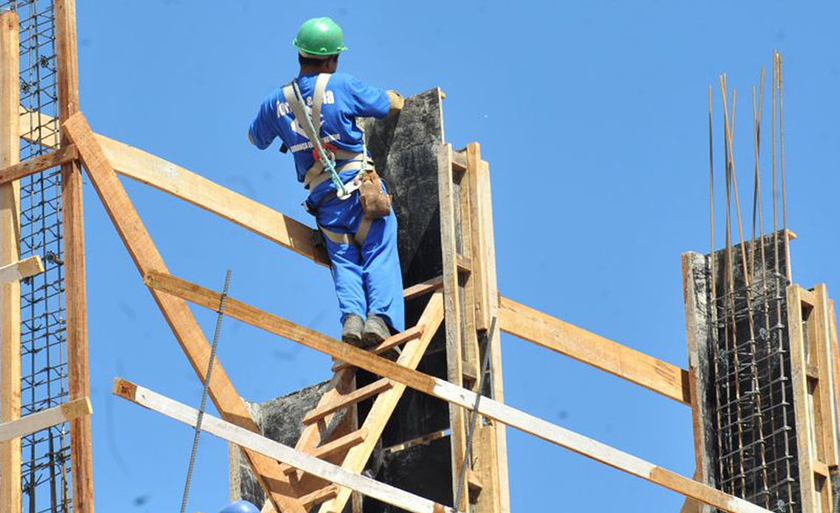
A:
[[0, 256, 43, 285], [332, 325, 424, 372], [21, 109, 328, 267], [787, 285, 819, 513], [0, 398, 91, 442], [830, 299, 840, 469], [311, 429, 366, 461], [476, 158, 510, 513], [19, 106, 60, 149], [0, 12, 21, 513], [457, 147, 480, 383], [55, 3, 93, 512], [114, 379, 463, 513], [318, 293, 445, 513], [500, 296, 691, 405], [97, 135, 330, 266], [466, 144, 490, 332], [61, 113, 306, 513], [144, 270, 774, 513], [814, 285, 839, 467], [403, 276, 443, 300], [277, 370, 358, 485], [681, 253, 715, 513], [300, 485, 338, 509], [302, 379, 393, 425], [0, 145, 77, 186], [438, 142, 469, 509]]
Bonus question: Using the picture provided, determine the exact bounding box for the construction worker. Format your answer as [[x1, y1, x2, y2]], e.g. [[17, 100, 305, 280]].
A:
[[218, 500, 259, 513], [248, 17, 406, 348]]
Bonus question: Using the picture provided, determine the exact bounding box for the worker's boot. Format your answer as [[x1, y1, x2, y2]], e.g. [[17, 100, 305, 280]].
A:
[[342, 314, 365, 348], [362, 314, 391, 349]]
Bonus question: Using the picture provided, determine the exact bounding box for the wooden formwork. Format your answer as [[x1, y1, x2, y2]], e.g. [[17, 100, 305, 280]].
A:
[[2, 6, 827, 513]]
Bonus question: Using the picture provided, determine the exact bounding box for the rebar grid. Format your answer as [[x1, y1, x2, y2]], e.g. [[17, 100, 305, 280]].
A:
[[708, 236, 798, 513], [1, 1, 71, 512]]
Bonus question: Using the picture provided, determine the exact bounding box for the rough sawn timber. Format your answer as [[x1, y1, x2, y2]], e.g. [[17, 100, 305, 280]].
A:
[[145, 269, 774, 513], [62, 113, 307, 513]]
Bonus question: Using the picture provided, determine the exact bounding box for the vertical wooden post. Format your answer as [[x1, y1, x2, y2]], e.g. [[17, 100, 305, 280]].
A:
[[438, 142, 469, 509], [55, 2, 93, 512], [474, 157, 510, 513], [0, 11, 21, 513]]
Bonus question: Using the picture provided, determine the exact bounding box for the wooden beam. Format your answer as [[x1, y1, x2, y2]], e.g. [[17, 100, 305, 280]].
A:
[[814, 285, 839, 467], [0, 398, 91, 442], [474, 157, 510, 513], [0, 256, 43, 285], [61, 113, 306, 513], [0, 12, 21, 513], [787, 285, 825, 513], [300, 486, 338, 509], [97, 134, 330, 266], [21, 109, 328, 267], [302, 379, 393, 425], [55, 3, 93, 512], [499, 296, 691, 405], [403, 276, 444, 300], [681, 252, 715, 513], [145, 270, 773, 513], [438, 143, 469, 509], [332, 325, 424, 372], [317, 293, 445, 513], [114, 379, 463, 513], [0, 145, 78, 186], [830, 299, 840, 467], [310, 429, 366, 461]]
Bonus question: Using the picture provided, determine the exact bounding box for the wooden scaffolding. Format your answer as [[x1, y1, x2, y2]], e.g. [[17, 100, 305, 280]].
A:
[[1, 5, 837, 513]]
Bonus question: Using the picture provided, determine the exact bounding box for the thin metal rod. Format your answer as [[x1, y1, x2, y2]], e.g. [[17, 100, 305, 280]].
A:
[[777, 53, 789, 265], [180, 269, 233, 513]]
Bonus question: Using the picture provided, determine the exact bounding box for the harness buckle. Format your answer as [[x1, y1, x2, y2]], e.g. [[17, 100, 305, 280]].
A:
[[313, 143, 337, 165]]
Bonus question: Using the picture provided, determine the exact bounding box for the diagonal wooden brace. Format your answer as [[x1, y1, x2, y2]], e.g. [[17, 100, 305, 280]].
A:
[[62, 112, 307, 513], [144, 270, 775, 513]]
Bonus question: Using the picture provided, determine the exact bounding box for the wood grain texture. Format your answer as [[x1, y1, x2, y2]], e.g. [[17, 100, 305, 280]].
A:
[[317, 293, 445, 513], [681, 252, 716, 513], [787, 285, 819, 513], [114, 379, 462, 513], [146, 270, 772, 513], [0, 397, 91, 442], [55, 3, 93, 511], [19, 108, 328, 266], [0, 256, 43, 285], [475, 158, 510, 513], [0, 11, 20, 513], [438, 142, 469, 508], [62, 113, 306, 513], [0, 145, 77, 186], [500, 296, 691, 405]]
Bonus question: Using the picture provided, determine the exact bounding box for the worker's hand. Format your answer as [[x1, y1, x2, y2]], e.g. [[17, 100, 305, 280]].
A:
[[386, 90, 405, 115]]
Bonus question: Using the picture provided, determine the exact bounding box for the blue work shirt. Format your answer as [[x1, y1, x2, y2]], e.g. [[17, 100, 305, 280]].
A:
[[249, 72, 391, 205]]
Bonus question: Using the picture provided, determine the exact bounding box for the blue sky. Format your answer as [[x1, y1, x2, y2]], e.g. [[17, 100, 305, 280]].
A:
[[71, 1, 840, 512]]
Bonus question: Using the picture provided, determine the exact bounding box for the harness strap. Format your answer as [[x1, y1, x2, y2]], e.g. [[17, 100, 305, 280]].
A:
[[354, 217, 373, 246], [311, 73, 330, 136], [319, 226, 356, 246], [319, 216, 374, 248], [283, 75, 370, 191]]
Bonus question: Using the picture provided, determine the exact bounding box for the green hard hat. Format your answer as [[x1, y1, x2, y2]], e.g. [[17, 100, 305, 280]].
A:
[[293, 17, 348, 57]]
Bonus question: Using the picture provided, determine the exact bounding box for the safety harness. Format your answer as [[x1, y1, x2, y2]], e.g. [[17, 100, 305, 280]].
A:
[[282, 73, 377, 246]]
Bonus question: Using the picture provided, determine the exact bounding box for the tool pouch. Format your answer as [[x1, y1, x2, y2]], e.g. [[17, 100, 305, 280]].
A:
[[359, 168, 392, 219]]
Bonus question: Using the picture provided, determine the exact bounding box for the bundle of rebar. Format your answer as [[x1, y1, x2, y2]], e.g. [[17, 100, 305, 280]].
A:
[[1, 1, 71, 512], [706, 53, 799, 513]]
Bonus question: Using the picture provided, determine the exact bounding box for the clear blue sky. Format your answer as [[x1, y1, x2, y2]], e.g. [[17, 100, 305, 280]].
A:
[[73, 1, 840, 512]]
